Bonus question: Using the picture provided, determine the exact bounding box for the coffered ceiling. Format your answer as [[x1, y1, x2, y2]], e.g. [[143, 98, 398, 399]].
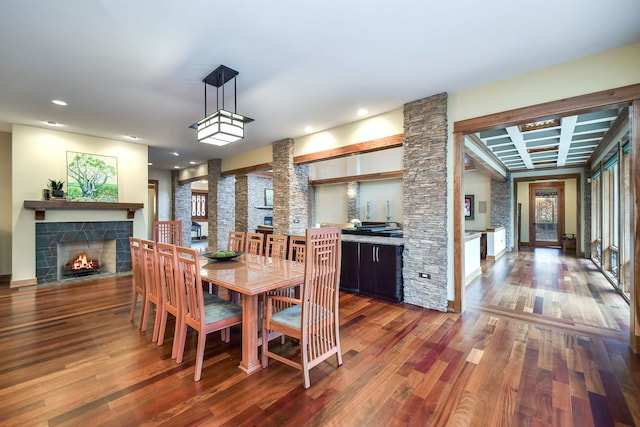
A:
[[468, 107, 627, 173]]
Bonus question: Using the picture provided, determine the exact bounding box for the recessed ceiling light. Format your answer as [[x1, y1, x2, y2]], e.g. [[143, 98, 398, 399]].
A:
[[51, 100, 67, 106], [172, 152, 180, 156], [43, 120, 63, 127], [304, 126, 314, 133], [124, 135, 139, 140], [189, 161, 197, 165], [148, 162, 153, 166], [357, 108, 368, 117], [174, 166, 180, 169]]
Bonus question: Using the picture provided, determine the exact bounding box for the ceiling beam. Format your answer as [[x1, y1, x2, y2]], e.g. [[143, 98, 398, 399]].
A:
[[557, 115, 578, 166], [464, 134, 508, 181], [506, 126, 534, 169]]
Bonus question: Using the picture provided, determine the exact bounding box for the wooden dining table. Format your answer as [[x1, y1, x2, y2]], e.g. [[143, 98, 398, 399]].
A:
[[199, 252, 304, 374]]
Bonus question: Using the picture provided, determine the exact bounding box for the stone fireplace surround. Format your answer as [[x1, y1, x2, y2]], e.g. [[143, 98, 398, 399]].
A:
[[35, 221, 133, 284]]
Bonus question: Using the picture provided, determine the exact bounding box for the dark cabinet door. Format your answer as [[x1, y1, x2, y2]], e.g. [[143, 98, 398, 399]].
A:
[[359, 243, 403, 303], [339, 241, 359, 292]]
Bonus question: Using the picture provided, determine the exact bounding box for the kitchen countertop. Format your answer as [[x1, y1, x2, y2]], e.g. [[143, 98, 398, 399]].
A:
[[341, 234, 405, 246]]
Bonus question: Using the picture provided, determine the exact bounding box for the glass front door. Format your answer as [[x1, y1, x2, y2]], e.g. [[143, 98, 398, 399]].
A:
[[529, 182, 564, 247]]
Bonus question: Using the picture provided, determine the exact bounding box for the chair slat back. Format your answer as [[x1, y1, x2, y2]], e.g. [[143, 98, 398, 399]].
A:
[[246, 232, 264, 256], [129, 237, 143, 293], [154, 221, 182, 245], [140, 239, 160, 299], [266, 234, 288, 259], [288, 236, 306, 263], [228, 231, 245, 252], [302, 227, 342, 361], [176, 246, 204, 328], [157, 242, 179, 313]]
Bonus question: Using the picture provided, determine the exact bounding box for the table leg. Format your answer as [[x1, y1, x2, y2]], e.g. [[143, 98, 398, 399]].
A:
[[238, 293, 261, 374]]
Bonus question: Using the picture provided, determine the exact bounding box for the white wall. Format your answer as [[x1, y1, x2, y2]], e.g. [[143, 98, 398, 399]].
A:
[[11, 125, 148, 285], [0, 131, 12, 276]]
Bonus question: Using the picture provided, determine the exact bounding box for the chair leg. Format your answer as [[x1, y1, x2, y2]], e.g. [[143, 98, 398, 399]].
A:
[[140, 299, 150, 331], [175, 323, 188, 364], [156, 308, 168, 345], [171, 317, 182, 359], [151, 305, 162, 343], [193, 332, 207, 382], [129, 290, 138, 321], [261, 326, 269, 367]]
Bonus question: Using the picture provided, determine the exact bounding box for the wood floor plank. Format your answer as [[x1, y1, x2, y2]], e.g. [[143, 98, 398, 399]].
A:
[[0, 248, 638, 426]]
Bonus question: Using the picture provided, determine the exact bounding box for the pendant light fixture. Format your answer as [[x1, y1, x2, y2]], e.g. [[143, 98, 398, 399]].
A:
[[196, 65, 253, 146]]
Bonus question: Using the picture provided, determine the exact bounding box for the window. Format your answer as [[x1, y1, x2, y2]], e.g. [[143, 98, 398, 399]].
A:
[[191, 191, 208, 219]]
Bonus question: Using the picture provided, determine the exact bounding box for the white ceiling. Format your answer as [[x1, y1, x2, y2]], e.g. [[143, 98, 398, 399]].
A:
[[1, 1, 639, 171]]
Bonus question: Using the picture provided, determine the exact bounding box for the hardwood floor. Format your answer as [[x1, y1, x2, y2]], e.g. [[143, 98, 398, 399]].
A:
[[0, 248, 638, 426]]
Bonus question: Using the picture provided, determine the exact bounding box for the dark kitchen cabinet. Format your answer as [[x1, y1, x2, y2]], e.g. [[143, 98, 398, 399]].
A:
[[339, 241, 360, 292], [339, 240, 403, 303]]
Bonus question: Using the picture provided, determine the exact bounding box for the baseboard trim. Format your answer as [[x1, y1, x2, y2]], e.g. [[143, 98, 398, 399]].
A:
[[0, 274, 10, 285], [10, 277, 38, 288]]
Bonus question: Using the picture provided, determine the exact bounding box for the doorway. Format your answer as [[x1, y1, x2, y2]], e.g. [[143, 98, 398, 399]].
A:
[[529, 182, 564, 247]]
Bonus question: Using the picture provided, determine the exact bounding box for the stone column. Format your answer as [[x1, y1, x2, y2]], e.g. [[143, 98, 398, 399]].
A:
[[208, 159, 235, 250], [272, 139, 309, 236], [235, 175, 249, 232], [490, 176, 513, 251], [402, 93, 449, 312], [171, 170, 191, 246]]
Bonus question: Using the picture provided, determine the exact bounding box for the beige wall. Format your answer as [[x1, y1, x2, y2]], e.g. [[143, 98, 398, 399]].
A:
[[11, 125, 148, 285], [222, 109, 404, 172], [0, 131, 12, 276]]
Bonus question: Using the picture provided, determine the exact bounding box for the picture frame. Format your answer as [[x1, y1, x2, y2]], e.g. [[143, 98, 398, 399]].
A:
[[66, 151, 118, 202], [264, 188, 274, 207], [464, 195, 474, 220]]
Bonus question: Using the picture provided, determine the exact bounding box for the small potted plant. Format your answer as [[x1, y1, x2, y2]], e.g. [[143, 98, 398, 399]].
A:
[[48, 179, 65, 198]]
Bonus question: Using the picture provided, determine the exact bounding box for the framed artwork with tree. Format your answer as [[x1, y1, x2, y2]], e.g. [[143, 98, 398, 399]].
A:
[[66, 151, 118, 202]]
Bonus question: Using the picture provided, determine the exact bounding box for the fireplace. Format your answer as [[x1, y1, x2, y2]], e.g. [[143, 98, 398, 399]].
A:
[[35, 221, 133, 284]]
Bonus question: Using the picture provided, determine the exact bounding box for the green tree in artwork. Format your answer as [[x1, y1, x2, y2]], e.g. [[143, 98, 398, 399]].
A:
[[67, 153, 117, 200]]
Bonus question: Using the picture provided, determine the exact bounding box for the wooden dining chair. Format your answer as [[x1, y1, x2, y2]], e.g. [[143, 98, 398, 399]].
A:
[[245, 232, 264, 256], [154, 220, 182, 245], [261, 227, 343, 388], [128, 237, 145, 326], [228, 231, 245, 252], [288, 235, 306, 263], [140, 239, 163, 342], [174, 246, 243, 381], [156, 242, 181, 359], [266, 234, 288, 259]]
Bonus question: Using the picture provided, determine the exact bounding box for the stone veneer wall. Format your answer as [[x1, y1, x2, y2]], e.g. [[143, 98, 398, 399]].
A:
[[402, 93, 448, 312], [583, 168, 591, 257], [490, 176, 513, 251], [272, 139, 309, 236], [172, 170, 191, 246], [347, 182, 359, 221], [235, 175, 274, 232]]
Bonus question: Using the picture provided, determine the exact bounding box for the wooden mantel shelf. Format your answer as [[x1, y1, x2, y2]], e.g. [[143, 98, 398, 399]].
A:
[[24, 200, 144, 220]]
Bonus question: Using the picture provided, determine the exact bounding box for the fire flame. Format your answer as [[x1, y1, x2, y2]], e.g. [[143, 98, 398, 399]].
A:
[[70, 253, 96, 271]]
